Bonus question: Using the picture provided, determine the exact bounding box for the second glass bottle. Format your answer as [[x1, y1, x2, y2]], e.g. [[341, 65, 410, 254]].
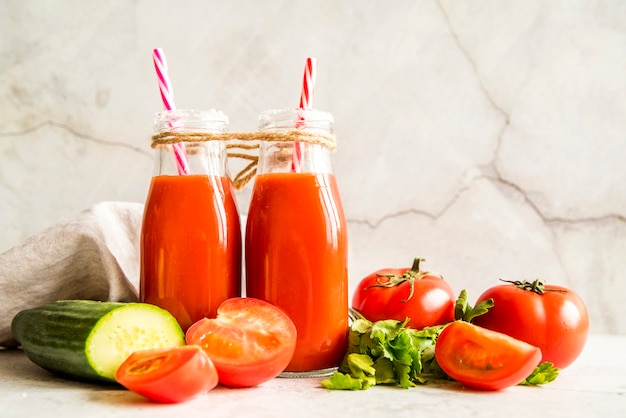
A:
[[245, 108, 349, 376]]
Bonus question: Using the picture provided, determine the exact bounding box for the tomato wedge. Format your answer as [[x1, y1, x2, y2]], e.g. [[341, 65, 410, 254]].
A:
[[186, 297, 297, 388], [435, 321, 541, 390], [115, 345, 218, 403]]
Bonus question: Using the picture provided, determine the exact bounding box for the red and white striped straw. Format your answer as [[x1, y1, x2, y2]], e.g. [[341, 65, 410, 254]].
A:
[[299, 57, 317, 110], [291, 57, 317, 172], [152, 48, 189, 175]]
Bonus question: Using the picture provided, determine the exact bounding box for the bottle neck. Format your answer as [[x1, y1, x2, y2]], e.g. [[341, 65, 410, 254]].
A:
[[152, 109, 229, 177], [256, 141, 333, 175], [154, 141, 228, 177], [256, 108, 335, 175]]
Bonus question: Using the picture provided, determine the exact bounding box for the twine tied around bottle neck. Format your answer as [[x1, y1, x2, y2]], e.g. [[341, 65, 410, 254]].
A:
[[150, 130, 337, 190]]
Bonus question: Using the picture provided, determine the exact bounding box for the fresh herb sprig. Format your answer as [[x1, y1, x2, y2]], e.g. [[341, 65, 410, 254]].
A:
[[321, 318, 447, 390], [520, 361, 559, 385]]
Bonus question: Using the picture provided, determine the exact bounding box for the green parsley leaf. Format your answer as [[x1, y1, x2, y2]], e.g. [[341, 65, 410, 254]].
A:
[[373, 357, 395, 384], [321, 372, 366, 390], [519, 362, 559, 386], [321, 354, 377, 390], [455, 289, 494, 322]]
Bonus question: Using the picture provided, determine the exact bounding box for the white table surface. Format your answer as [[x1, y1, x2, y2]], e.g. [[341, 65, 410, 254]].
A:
[[1, 334, 624, 418]]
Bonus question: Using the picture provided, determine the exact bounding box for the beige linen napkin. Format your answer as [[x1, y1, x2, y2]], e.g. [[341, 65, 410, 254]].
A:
[[0, 201, 143, 347]]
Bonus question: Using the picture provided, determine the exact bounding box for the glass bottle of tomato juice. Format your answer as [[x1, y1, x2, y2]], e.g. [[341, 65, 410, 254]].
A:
[[140, 109, 242, 331], [245, 108, 349, 376]]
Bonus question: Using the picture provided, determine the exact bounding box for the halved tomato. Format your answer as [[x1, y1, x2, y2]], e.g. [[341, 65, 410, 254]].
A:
[[435, 321, 541, 390], [186, 297, 297, 388], [115, 345, 218, 403]]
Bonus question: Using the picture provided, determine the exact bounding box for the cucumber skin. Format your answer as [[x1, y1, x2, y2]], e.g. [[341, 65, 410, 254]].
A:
[[12, 300, 147, 383]]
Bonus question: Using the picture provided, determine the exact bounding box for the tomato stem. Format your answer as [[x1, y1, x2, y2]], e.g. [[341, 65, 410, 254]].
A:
[[366, 258, 430, 303], [500, 278, 566, 295], [409, 257, 423, 275]]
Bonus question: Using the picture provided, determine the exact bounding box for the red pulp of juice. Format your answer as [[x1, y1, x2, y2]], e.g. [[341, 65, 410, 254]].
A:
[[140, 174, 241, 331], [245, 172, 348, 372]]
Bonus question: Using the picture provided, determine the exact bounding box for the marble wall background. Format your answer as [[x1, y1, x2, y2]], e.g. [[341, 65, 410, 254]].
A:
[[1, 0, 624, 334]]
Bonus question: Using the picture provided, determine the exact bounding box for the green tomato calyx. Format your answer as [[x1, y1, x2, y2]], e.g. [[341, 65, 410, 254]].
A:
[[500, 278, 566, 295], [366, 258, 435, 303]]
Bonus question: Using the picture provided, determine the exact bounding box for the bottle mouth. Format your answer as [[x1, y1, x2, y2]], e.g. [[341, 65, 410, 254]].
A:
[[154, 109, 229, 133], [258, 108, 334, 131]]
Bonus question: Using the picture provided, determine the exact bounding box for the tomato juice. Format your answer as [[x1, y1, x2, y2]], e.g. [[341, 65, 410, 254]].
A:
[[245, 172, 348, 373], [140, 174, 241, 331]]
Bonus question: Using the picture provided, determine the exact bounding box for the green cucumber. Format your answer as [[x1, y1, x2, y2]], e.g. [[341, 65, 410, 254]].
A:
[[11, 300, 185, 383]]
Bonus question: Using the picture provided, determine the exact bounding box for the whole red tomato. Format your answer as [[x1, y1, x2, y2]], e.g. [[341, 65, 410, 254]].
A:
[[351, 258, 456, 329], [473, 279, 589, 369]]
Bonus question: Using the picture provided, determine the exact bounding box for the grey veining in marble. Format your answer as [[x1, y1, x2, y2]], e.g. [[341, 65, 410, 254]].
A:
[[1, 0, 624, 334]]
